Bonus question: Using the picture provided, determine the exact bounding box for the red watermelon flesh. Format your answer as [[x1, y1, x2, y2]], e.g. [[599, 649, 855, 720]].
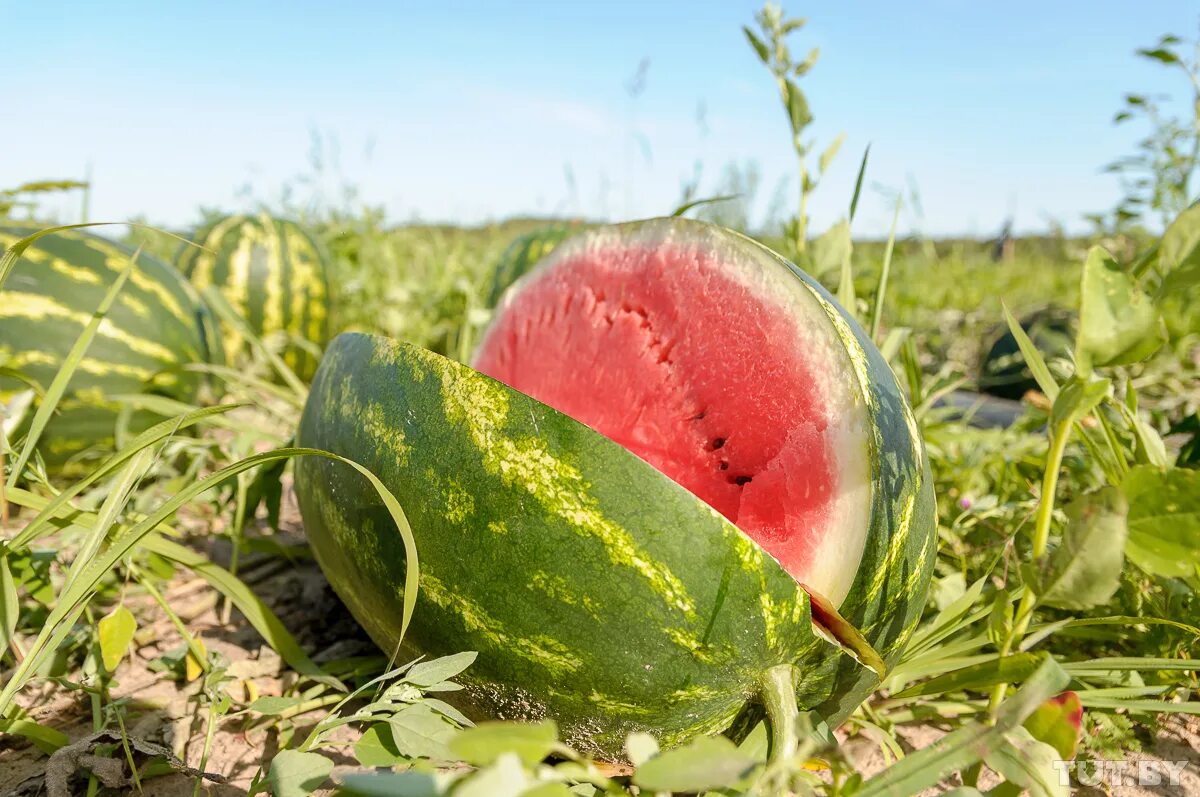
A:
[[473, 229, 872, 606]]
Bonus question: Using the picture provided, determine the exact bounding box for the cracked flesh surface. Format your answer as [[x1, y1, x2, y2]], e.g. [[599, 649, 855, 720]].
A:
[[473, 240, 843, 588]]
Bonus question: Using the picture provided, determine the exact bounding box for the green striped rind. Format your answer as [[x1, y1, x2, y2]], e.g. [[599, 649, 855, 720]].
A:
[[732, 228, 938, 719], [484, 223, 583, 308], [295, 333, 847, 758], [0, 224, 217, 470], [177, 213, 331, 379]]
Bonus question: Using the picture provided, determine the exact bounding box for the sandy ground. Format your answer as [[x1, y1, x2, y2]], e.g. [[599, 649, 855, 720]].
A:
[[2, 490, 1197, 796]]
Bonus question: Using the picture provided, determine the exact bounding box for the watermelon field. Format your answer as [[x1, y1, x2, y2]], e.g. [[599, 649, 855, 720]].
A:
[[2, 5, 1200, 796]]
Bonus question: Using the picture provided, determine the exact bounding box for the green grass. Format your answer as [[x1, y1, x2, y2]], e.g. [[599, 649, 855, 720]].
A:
[[0, 206, 1196, 795]]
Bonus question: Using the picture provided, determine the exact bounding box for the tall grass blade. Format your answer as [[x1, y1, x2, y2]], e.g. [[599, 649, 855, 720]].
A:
[[8, 403, 243, 550], [849, 144, 871, 223], [870, 196, 902, 341], [0, 447, 417, 718]]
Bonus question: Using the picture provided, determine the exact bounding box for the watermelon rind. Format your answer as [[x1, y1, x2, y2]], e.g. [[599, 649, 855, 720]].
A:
[[0, 224, 218, 471], [177, 213, 331, 379]]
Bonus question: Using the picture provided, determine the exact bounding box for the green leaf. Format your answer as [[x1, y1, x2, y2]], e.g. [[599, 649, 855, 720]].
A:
[[1033, 487, 1128, 611], [743, 27, 770, 63], [849, 144, 871, 222], [1159, 203, 1200, 298], [449, 720, 558, 767], [670, 194, 738, 217], [1048, 376, 1110, 431], [1075, 246, 1164, 375], [633, 735, 756, 792], [983, 727, 1068, 797], [783, 78, 813, 135], [519, 785, 574, 797], [624, 731, 659, 767], [338, 772, 441, 797], [388, 703, 458, 761], [1023, 691, 1083, 759], [1122, 465, 1200, 578], [246, 696, 307, 715], [455, 754, 529, 797], [268, 750, 333, 797], [354, 723, 405, 767], [819, 132, 846, 174], [1077, 696, 1200, 715], [1001, 301, 1060, 399], [0, 717, 69, 753], [0, 555, 18, 657], [1137, 47, 1181, 64], [97, 605, 137, 673], [404, 651, 477, 687], [893, 653, 1042, 699]]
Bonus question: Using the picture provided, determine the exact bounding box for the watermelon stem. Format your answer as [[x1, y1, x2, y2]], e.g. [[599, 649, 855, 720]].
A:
[[761, 663, 800, 766]]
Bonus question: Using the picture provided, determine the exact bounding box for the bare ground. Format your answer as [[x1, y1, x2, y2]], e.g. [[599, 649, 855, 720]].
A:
[[2, 490, 1197, 795]]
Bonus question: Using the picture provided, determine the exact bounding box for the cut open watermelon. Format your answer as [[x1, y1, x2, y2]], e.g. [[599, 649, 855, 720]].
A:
[[474, 222, 872, 606]]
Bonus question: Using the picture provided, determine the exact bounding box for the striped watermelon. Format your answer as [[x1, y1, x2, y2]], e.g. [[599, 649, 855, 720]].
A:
[[483, 222, 583, 308], [177, 214, 330, 379], [0, 224, 218, 471], [295, 218, 935, 757]]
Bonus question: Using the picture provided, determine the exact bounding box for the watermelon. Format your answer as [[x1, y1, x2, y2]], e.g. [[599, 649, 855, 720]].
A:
[[484, 222, 584, 308], [979, 306, 1076, 400], [295, 218, 935, 757], [176, 213, 331, 379], [0, 224, 218, 471]]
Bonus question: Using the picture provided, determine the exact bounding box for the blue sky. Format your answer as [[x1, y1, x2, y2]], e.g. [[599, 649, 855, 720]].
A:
[[2, 1, 1196, 236]]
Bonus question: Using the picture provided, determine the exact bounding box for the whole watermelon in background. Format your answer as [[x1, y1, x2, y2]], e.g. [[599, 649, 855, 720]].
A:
[[0, 225, 218, 471], [177, 213, 331, 379], [295, 218, 936, 758], [979, 305, 1076, 400], [483, 221, 583, 308]]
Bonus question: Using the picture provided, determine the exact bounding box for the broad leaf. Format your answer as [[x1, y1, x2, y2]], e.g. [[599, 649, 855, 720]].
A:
[[983, 726, 1068, 797], [1123, 466, 1200, 578], [819, 132, 846, 174], [268, 750, 333, 797], [1034, 487, 1128, 611], [1160, 203, 1200, 296], [354, 723, 405, 767], [1023, 691, 1083, 759], [338, 772, 441, 797], [812, 219, 854, 309], [743, 27, 770, 63], [1075, 246, 1164, 375], [449, 719, 558, 767], [455, 754, 529, 797], [97, 605, 137, 673], [1048, 376, 1110, 431], [783, 78, 813, 134], [404, 651, 477, 687], [624, 731, 659, 767], [633, 735, 757, 792], [388, 703, 458, 761]]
